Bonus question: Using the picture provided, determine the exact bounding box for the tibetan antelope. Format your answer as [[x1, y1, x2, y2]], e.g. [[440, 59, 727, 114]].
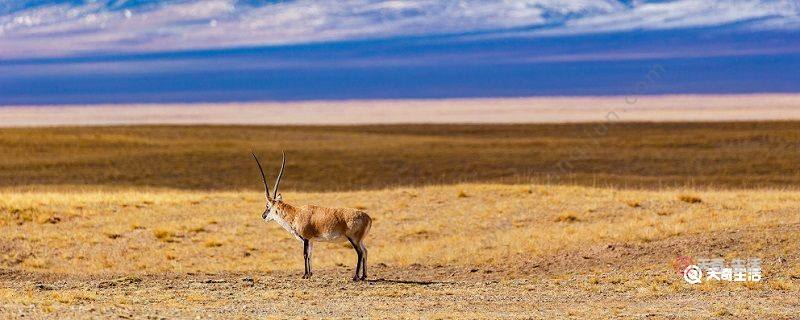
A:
[[252, 152, 372, 281]]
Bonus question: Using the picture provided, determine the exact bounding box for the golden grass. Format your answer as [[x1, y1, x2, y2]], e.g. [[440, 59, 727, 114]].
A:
[[2, 123, 799, 318], [1, 122, 799, 192], [2, 184, 799, 274], [678, 194, 703, 203]]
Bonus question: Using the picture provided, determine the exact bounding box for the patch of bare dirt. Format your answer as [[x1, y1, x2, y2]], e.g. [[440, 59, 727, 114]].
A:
[[2, 224, 798, 319]]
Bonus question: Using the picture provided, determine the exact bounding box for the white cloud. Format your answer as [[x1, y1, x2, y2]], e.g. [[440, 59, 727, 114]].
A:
[[0, 0, 798, 59], [553, 0, 800, 34]]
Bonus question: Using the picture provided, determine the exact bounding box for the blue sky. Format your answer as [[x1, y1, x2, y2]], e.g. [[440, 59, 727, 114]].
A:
[[1, 0, 799, 104]]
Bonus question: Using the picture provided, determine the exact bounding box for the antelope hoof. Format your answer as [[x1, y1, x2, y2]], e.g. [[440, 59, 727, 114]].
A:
[[352, 276, 360, 282], [302, 274, 311, 279], [360, 275, 367, 281]]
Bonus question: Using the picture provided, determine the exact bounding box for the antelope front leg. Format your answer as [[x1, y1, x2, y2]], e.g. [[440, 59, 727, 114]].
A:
[[302, 239, 312, 279]]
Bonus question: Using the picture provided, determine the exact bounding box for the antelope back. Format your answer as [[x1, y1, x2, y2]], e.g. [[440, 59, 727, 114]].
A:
[[296, 205, 371, 241]]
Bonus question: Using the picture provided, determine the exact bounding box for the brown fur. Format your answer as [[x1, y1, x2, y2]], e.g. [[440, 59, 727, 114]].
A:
[[265, 198, 372, 280], [253, 152, 371, 280], [272, 201, 372, 242]]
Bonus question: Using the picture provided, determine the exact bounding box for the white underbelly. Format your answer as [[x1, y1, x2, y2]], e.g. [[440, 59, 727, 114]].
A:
[[312, 232, 346, 242]]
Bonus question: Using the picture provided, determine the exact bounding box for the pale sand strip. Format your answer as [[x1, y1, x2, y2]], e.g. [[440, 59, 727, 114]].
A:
[[1, 94, 799, 127]]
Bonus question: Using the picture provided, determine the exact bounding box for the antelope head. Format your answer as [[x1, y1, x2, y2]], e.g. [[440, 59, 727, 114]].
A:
[[251, 151, 285, 221]]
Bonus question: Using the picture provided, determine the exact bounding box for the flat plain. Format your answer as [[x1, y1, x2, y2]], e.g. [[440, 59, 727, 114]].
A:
[[1, 123, 799, 319], [2, 94, 800, 127]]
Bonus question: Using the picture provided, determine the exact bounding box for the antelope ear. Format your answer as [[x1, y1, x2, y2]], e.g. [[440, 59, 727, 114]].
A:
[[275, 193, 283, 201]]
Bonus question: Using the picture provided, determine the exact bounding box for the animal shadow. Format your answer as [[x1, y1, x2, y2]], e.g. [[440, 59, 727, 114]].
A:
[[366, 278, 451, 286]]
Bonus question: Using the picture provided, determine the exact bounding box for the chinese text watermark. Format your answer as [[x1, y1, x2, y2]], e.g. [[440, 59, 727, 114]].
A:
[[678, 256, 762, 284]]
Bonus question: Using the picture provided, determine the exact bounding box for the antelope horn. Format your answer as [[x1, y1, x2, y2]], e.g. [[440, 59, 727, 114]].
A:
[[273, 151, 286, 198], [251, 152, 270, 200]]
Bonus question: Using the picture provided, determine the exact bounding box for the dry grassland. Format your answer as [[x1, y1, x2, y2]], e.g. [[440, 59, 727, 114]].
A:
[[1, 122, 799, 191], [1, 123, 799, 318]]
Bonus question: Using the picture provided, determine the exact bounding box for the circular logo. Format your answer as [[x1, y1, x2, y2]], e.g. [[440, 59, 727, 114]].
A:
[[683, 265, 703, 284]]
